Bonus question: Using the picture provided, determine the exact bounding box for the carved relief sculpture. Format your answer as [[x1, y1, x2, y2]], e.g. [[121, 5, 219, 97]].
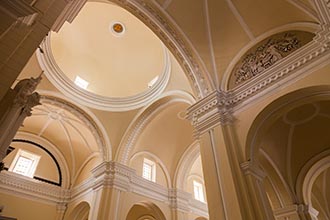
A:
[[228, 31, 315, 89]]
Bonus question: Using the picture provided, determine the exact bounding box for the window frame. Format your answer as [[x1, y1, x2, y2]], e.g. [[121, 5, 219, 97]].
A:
[[9, 149, 40, 178], [193, 180, 205, 203], [142, 158, 156, 182]]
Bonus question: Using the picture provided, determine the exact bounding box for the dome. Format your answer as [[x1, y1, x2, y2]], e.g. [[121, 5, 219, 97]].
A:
[[38, 1, 170, 111]]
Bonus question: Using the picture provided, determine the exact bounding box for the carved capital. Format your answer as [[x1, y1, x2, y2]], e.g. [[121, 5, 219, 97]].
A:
[[187, 90, 235, 136], [240, 161, 266, 181]]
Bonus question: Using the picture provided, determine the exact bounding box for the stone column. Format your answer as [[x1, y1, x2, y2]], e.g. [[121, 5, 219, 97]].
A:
[[187, 90, 273, 220], [0, 75, 41, 161]]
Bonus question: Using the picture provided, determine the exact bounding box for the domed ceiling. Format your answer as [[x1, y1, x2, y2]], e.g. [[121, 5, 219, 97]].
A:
[[38, 1, 170, 111]]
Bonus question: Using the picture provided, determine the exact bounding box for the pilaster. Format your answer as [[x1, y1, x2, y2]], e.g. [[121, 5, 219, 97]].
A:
[[240, 161, 275, 220]]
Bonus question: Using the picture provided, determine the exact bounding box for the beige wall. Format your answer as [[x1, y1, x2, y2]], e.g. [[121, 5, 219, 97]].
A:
[[0, 192, 57, 220]]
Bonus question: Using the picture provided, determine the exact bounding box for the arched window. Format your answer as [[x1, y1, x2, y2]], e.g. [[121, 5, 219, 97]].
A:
[[142, 158, 156, 182], [193, 180, 205, 203]]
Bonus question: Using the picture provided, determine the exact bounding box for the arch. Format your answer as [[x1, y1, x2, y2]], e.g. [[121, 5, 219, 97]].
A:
[[296, 151, 330, 205], [126, 201, 166, 220], [221, 22, 319, 90], [37, 90, 112, 161], [67, 201, 90, 220], [14, 131, 71, 189], [174, 141, 200, 189], [130, 150, 172, 187], [245, 85, 330, 164], [115, 90, 195, 164]]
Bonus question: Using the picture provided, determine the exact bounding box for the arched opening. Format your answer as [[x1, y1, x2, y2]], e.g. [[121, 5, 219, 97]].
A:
[[68, 201, 90, 220], [126, 201, 166, 220], [246, 86, 330, 219]]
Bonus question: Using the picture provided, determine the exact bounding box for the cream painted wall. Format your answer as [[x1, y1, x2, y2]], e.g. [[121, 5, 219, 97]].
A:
[[0, 192, 57, 220]]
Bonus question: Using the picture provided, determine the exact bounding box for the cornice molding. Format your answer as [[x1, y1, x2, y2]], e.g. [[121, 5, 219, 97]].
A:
[[89, 162, 208, 216], [188, 26, 330, 135], [0, 171, 70, 204], [0, 162, 208, 217], [187, 90, 235, 136]]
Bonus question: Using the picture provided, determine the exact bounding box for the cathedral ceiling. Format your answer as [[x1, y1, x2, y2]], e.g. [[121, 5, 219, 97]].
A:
[[152, 0, 319, 89]]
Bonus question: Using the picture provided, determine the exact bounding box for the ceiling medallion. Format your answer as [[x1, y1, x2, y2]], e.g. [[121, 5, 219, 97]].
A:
[[110, 21, 125, 36]]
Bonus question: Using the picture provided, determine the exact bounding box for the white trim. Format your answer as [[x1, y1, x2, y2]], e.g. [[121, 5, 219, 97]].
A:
[[37, 34, 171, 111], [0, 171, 70, 205], [225, 0, 254, 40], [286, 0, 319, 20], [174, 141, 200, 189], [115, 91, 195, 164], [36, 90, 112, 162], [9, 149, 40, 178], [302, 155, 330, 205], [204, 0, 220, 88]]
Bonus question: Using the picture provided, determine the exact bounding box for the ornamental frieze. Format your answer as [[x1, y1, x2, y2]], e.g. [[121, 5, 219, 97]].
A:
[[228, 31, 315, 89]]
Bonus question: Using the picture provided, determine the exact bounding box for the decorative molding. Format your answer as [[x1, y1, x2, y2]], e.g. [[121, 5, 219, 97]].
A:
[[85, 161, 208, 216], [187, 25, 330, 135], [0, 171, 70, 204], [186, 90, 235, 136], [174, 141, 200, 189], [116, 91, 194, 164], [38, 94, 110, 161], [240, 161, 267, 181], [0, 161, 208, 217], [37, 34, 171, 111], [231, 31, 310, 87]]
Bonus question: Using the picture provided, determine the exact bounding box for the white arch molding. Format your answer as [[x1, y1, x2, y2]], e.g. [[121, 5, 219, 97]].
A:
[[37, 33, 172, 111], [115, 90, 196, 164], [37, 90, 112, 162], [246, 86, 330, 164], [174, 141, 201, 189]]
